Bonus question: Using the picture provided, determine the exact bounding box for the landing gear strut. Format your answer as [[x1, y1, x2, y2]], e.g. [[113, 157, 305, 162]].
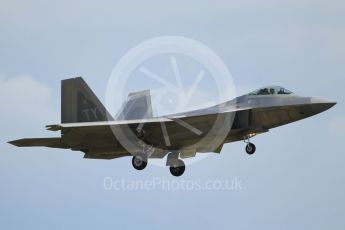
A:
[[244, 134, 256, 155], [132, 143, 153, 171], [166, 151, 185, 177]]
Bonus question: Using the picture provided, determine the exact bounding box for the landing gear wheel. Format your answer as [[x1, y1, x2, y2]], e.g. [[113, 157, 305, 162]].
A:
[[169, 159, 185, 177], [245, 143, 256, 155], [132, 154, 147, 170]]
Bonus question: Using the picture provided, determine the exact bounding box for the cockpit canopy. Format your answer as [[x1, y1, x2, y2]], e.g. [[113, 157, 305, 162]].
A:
[[248, 86, 293, 96]]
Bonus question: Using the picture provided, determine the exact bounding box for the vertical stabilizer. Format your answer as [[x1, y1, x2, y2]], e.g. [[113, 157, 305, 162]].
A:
[[61, 77, 113, 123], [116, 90, 153, 120]]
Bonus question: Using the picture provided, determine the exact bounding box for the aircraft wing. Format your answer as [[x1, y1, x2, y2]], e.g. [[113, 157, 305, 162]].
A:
[[10, 107, 262, 159], [46, 112, 235, 153]]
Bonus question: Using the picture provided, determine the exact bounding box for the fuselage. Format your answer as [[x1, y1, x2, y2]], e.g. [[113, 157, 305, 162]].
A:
[[8, 81, 336, 177], [165, 86, 336, 150], [9, 84, 336, 159]]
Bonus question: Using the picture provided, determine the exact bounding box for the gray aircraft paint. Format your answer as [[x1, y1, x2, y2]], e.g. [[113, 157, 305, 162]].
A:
[[9, 78, 336, 161]]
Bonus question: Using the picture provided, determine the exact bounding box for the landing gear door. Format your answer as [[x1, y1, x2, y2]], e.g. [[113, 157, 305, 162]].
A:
[[233, 110, 250, 129]]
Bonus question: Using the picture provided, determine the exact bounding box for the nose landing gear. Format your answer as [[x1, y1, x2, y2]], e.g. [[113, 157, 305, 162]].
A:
[[244, 134, 256, 155], [245, 143, 256, 155]]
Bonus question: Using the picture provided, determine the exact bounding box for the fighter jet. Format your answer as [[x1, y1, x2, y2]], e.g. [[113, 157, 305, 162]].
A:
[[9, 77, 336, 176]]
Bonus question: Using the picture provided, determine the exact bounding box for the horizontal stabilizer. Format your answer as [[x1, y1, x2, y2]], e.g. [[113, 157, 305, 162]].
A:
[[8, 138, 68, 148]]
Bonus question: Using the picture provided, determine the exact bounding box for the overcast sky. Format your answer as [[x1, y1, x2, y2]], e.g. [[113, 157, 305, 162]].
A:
[[0, 1, 344, 229]]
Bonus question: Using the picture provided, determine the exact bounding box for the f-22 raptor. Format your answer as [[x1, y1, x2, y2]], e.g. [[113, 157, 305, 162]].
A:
[[9, 77, 336, 176]]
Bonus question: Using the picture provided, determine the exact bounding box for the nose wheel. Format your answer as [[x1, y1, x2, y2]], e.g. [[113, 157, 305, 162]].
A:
[[244, 134, 256, 155], [245, 143, 256, 155]]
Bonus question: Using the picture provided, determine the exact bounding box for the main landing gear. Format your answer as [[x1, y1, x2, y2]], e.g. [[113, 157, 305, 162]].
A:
[[131, 143, 152, 171], [131, 148, 186, 177], [166, 151, 185, 177], [132, 153, 147, 170], [169, 159, 185, 177]]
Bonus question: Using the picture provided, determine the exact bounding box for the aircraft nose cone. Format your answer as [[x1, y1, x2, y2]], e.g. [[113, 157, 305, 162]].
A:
[[311, 97, 336, 104], [310, 97, 337, 113]]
